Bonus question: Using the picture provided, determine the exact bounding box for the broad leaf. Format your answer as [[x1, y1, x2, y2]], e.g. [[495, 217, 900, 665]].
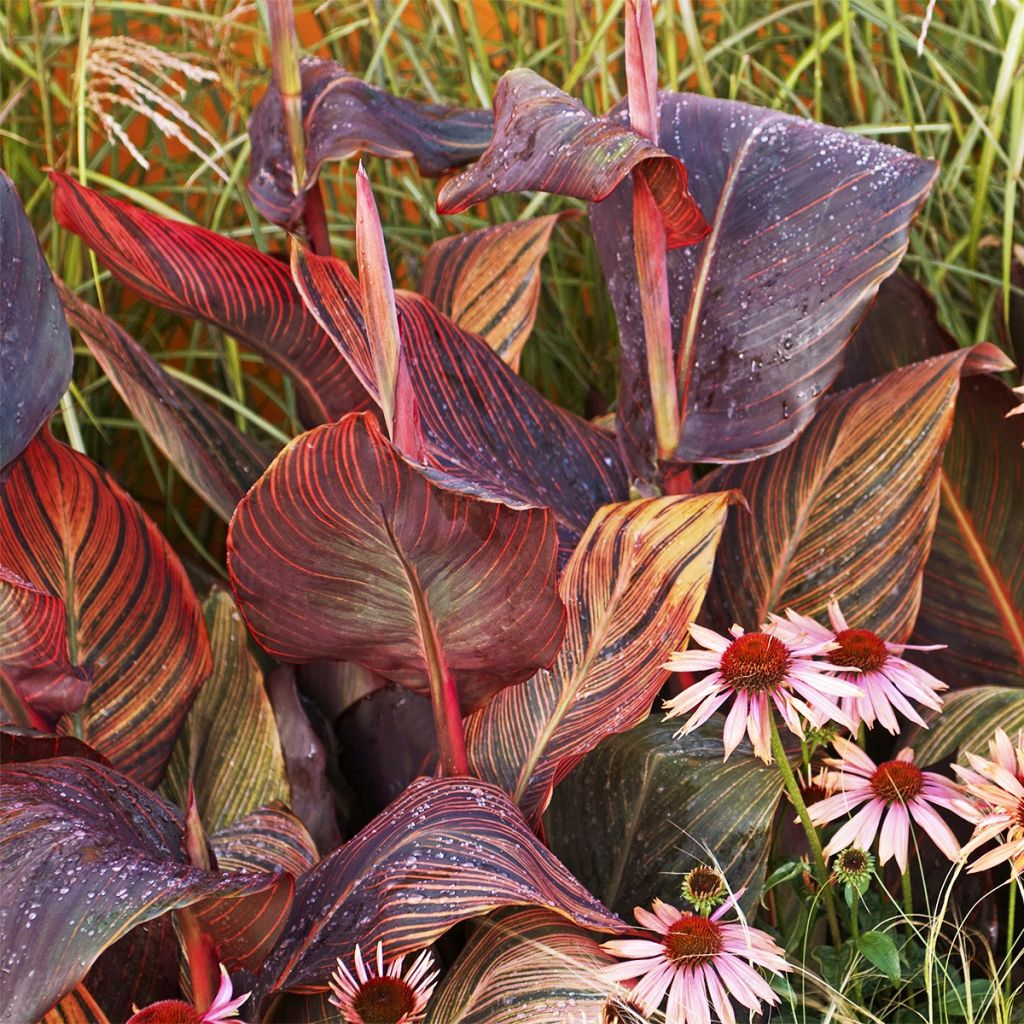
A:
[[0, 432, 211, 784], [211, 806, 318, 877], [228, 412, 565, 711], [0, 565, 90, 720], [911, 686, 1024, 765], [465, 493, 732, 824], [0, 757, 286, 1022], [545, 718, 784, 917], [699, 345, 1012, 642], [292, 250, 629, 556], [0, 170, 73, 469], [58, 284, 271, 522], [257, 776, 623, 1000], [589, 94, 938, 471], [426, 909, 617, 1024], [51, 173, 364, 424], [0, 725, 108, 766], [438, 69, 708, 248], [165, 590, 290, 833], [418, 215, 566, 371], [248, 57, 493, 228], [41, 984, 110, 1024]]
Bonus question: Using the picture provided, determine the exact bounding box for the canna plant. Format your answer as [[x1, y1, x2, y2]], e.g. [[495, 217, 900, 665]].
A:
[[1, 1, 1022, 1022]]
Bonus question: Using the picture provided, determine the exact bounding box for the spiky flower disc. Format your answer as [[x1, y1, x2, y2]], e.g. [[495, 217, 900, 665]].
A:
[[680, 866, 727, 915]]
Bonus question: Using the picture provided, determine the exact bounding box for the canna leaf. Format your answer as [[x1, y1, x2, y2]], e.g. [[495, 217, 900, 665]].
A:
[[256, 776, 623, 1000], [438, 69, 708, 248], [50, 172, 365, 424], [590, 95, 938, 472], [211, 806, 318, 877], [698, 345, 1012, 642], [425, 909, 617, 1024], [0, 757, 289, 1022], [164, 590, 291, 834], [545, 718, 784, 918], [292, 249, 629, 557], [0, 171, 73, 470], [0, 725, 109, 766], [228, 412, 565, 712], [57, 284, 272, 523], [464, 493, 733, 824], [418, 215, 567, 371], [248, 57, 493, 228], [0, 432, 211, 785], [911, 686, 1024, 765]]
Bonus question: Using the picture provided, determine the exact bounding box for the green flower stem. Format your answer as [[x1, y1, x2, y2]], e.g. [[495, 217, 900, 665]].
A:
[[1006, 878, 1018, 1001], [901, 866, 914, 940], [768, 711, 842, 948]]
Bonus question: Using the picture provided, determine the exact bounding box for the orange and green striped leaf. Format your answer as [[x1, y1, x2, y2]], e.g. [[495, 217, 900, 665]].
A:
[[464, 493, 732, 825], [590, 94, 938, 472], [164, 590, 291, 833], [425, 909, 617, 1024], [256, 776, 623, 1000], [227, 412, 565, 711], [418, 215, 566, 372], [51, 173, 364, 424], [437, 70, 708, 249], [211, 806, 318, 877], [0, 757, 286, 1023], [292, 250, 629, 557], [0, 171, 72, 470], [57, 285, 271, 523], [41, 984, 110, 1024], [0, 432, 211, 784], [699, 345, 1013, 641], [248, 57, 493, 229], [911, 686, 1024, 765]]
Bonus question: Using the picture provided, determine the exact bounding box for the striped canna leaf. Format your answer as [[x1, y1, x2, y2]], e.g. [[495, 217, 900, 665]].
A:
[[437, 69, 708, 249], [57, 283, 272, 523], [41, 984, 110, 1024], [464, 492, 733, 825], [211, 806, 318, 878], [291, 249, 630, 558], [590, 94, 938, 474], [255, 776, 623, 1001], [425, 908, 618, 1023], [418, 215, 568, 372], [699, 344, 1013, 643], [0, 431, 211, 785], [911, 686, 1024, 765], [50, 172, 365, 424], [227, 412, 565, 712]]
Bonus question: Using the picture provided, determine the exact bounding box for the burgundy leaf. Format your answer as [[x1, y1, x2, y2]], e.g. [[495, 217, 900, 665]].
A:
[[0, 725, 109, 766]]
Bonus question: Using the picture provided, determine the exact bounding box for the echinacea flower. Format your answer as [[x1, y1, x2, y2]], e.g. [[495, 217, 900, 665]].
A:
[[127, 965, 249, 1023], [601, 894, 789, 1024], [769, 601, 947, 734], [662, 623, 861, 763], [952, 729, 1024, 874], [329, 943, 438, 1024], [810, 737, 964, 871], [680, 865, 727, 916]]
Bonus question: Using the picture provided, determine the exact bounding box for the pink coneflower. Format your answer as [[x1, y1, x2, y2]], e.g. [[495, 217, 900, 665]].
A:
[[127, 966, 249, 1023], [328, 943, 438, 1024], [769, 601, 947, 734], [952, 729, 1024, 874], [662, 623, 861, 763], [810, 737, 964, 871], [601, 894, 789, 1024]]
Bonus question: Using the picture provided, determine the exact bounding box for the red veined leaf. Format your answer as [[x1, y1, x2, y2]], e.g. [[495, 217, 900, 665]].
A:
[[57, 283, 271, 523], [0, 725, 109, 766], [417, 214, 569, 372], [0, 757, 287, 1022], [425, 908, 618, 1023], [0, 431, 211, 784], [41, 984, 110, 1024], [291, 249, 629, 556], [0, 170, 73, 470], [50, 172, 364, 424], [263, 992, 334, 1023], [0, 565, 90, 721], [625, 0, 659, 143], [255, 776, 623, 1000], [248, 57, 493, 228], [438, 69, 708, 249], [211, 806, 319, 877], [911, 686, 1024, 765], [698, 344, 1013, 641], [464, 493, 733, 825], [545, 718, 784, 918], [589, 94, 938, 472], [165, 590, 291, 834], [228, 412, 565, 712]]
